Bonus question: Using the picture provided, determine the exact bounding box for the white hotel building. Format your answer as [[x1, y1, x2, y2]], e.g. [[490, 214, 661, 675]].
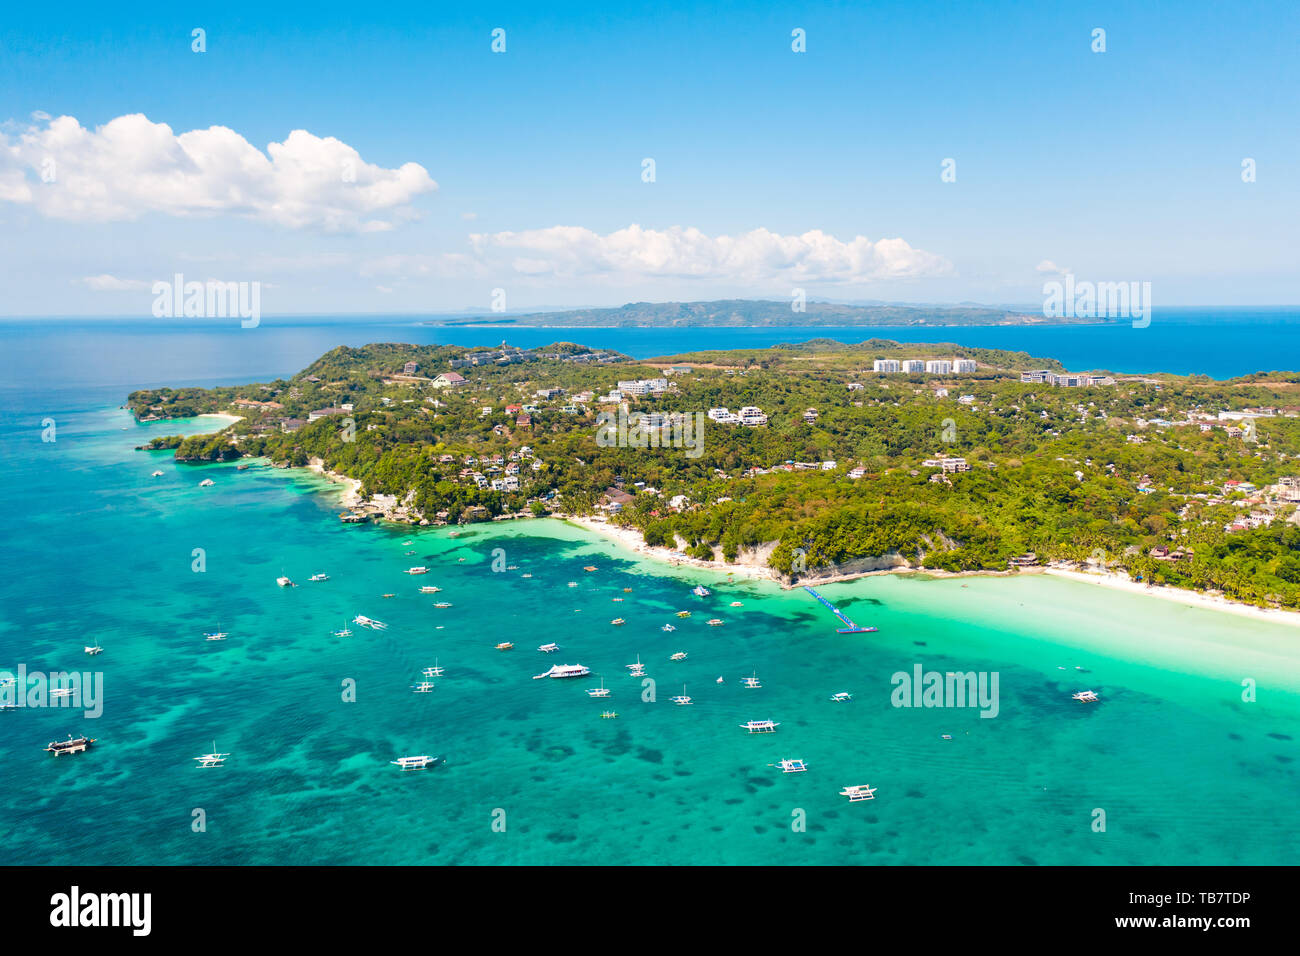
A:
[[873, 359, 900, 373]]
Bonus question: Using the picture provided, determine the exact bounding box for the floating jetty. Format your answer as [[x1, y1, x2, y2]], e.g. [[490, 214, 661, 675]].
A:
[[802, 586, 878, 634]]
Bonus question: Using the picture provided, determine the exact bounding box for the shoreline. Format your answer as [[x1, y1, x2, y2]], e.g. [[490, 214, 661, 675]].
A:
[[306, 458, 363, 508]]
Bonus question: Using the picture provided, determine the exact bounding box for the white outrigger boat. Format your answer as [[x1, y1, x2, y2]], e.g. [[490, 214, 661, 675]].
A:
[[840, 784, 877, 802], [829, 691, 853, 702], [406, 566, 429, 575], [586, 676, 611, 698], [707, 619, 724, 627], [276, 575, 295, 587], [661, 623, 676, 632], [740, 719, 779, 734], [533, 664, 591, 680], [412, 681, 435, 693], [538, 642, 560, 653], [391, 755, 436, 771], [193, 741, 230, 768], [670, 685, 692, 705], [434, 602, 452, 609], [567, 581, 578, 588], [730, 601, 743, 607], [203, 625, 228, 641], [151, 469, 164, 477], [352, 615, 387, 630], [777, 758, 808, 773], [423, 660, 445, 677], [84, 644, 103, 656], [495, 642, 514, 650], [199, 478, 215, 487], [692, 585, 711, 597], [669, 651, 687, 661], [600, 711, 618, 719], [309, 572, 329, 582], [625, 655, 645, 676], [418, 585, 441, 593], [741, 671, 761, 688], [1072, 690, 1100, 702], [333, 623, 353, 637]]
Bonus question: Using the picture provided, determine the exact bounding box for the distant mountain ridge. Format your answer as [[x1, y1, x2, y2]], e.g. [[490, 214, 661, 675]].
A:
[[427, 298, 1104, 328]]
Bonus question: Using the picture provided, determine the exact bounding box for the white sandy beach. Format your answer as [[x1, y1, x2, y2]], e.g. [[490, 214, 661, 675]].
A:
[[307, 458, 363, 508]]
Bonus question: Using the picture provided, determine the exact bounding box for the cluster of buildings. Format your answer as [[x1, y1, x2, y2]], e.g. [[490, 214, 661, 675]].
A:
[[1019, 370, 1116, 387], [707, 406, 768, 426], [616, 377, 669, 396], [872, 358, 978, 374]]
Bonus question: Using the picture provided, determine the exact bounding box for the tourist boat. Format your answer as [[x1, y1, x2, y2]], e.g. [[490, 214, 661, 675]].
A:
[[434, 602, 452, 609], [309, 572, 329, 582], [1072, 690, 1100, 702], [716, 676, 723, 684], [622, 588, 633, 593], [669, 651, 687, 661], [199, 478, 215, 487], [777, 758, 808, 773], [533, 664, 591, 680], [496, 642, 513, 650], [50, 688, 75, 699], [391, 755, 436, 771], [412, 681, 435, 693], [84, 644, 103, 656], [676, 610, 692, 618], [567, 582, 578, 588], [276, 575, 295, 587], [236, 463, 249, 471], [151, 470, 164, 477], [730, 601, 743, 607], [829, 692, 853, 702], [401, 540, 412, 546], [600, 711, 618, 719], [404, 550, 416, 556], [740, 719, 779, 733], [382, 593, 395, 599], [538, 643, 560, 653], [193, 741, 230, 768], [448, 530, 460, 538], [406, 566, 429, 575], [692, 585, 710, 597], [839, 784, 877, 802], [333, 623, 353, 637], [625, 655, 644, 672], [203, 624, 228, 641], [670, 685, 692, 705], [612, 597, 623, 602], [423, 660, 445, 677], [521, 573, 532, 579], [707, 619, 724, 627], [583, 566, 598, 572], [610, 618, 625, 626], [586, 677, 611, 698], [353, 615, 387, 630], [418, 586, 441, 593], [941, 734, 952, 740], [45, 735, 95, 756], [506, 565, 519, 571], [741, 671, 761, 688], [661, 624, 676, 632]]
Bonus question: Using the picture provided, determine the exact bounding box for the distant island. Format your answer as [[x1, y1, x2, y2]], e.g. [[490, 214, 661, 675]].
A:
[[426, 298, 1105, 328], [128, 336, 1300, 611]]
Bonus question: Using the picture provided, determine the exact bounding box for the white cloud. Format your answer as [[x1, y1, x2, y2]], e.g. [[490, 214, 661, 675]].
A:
[[1036, 259, 1070, 275], [0, 113, 437, 232], [468, 225, 952, 282], [77, 274, 153, 291]]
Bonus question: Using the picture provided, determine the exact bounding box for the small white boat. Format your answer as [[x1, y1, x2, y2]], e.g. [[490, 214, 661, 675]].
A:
[[84, 645, 103, 656], [741, 671, 761, 688], [333, 624, 353, 637], [567, 582, 578, 588], [391, 755, 436, 771], [418, 586, 441, 593], [423, 660, 445, 677], [1072, 690, 1100, 702], [730, 601, 743, 607], [199, 478, 215, 487], [538, 643, 560, 653], [496, 642, 514, 650], [600, 711, 618, 719], [193, 741, 230, 768], [777, 758, 807, 774], [840, 784, 877, 802], [412, 681, 435, 693], [353, 615, 387, 630], [740, 719, 779, 733], [692, 585, 710, 597], [276, 575, 294, 587], [401, 540, 413, 546], [670, 684, 692, 705], [625, 655, 644, 673], [940, 734, 952, 740], [586, 676, 611, 698], [610, 617, 625, 626], [309, 572, 329, 582], [707, 619, 724, 627], [406, 566, 429, 575], [661, 624, 676, 632], [434, 602, 452, 609], [829, 692, 853, 702], [533, 664, 590, 680], [203, 626, 228, 641], [151, 470, 164, 477], [669, 651, 687, 661]]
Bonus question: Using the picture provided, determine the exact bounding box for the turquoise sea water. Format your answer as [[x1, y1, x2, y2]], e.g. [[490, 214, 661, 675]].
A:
[[1, 315, 1299, 865], [1, 397, 1298, 865]]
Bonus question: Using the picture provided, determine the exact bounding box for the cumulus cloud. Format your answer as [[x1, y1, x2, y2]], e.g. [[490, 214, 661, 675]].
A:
[[0, 113, 436, 232], [1036, 259, 1070, 275], [468, 225, 952, 282]]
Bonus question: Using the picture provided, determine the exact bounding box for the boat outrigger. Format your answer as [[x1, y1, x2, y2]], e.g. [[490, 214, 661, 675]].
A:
[[309, 572, 329, 582], [423, 660, 445, 677], [84, 644, 103, 656], [586, 676, 610, 698], [661, 624, 676, 632], [829, 691, 853, 702], [610, 618, 625, 626], [1072, 690, 1100, 702], [692, 585, 711, 597], [600, 711, 618, 719], [412, 681, 435, 693], [707, 619, 724, 627], [496, 642, 514, 650], [741, 671, 761, 689], [670, 684, 692, 705], [669, 651, 687, 661], [802, 585, 877, 634], [740, 719, 779, 733], [840, 784, 877, 802], [391, 755, 436, 771], [776, 758, 808, 773], [406, 567, 428, 575], [353, 615, 387, 630], [538, 643, 560, 653], [193, 741, 230, 768]]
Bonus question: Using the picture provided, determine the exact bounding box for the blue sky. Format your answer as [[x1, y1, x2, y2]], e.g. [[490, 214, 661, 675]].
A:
[[1, 0, 1296, 315]]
